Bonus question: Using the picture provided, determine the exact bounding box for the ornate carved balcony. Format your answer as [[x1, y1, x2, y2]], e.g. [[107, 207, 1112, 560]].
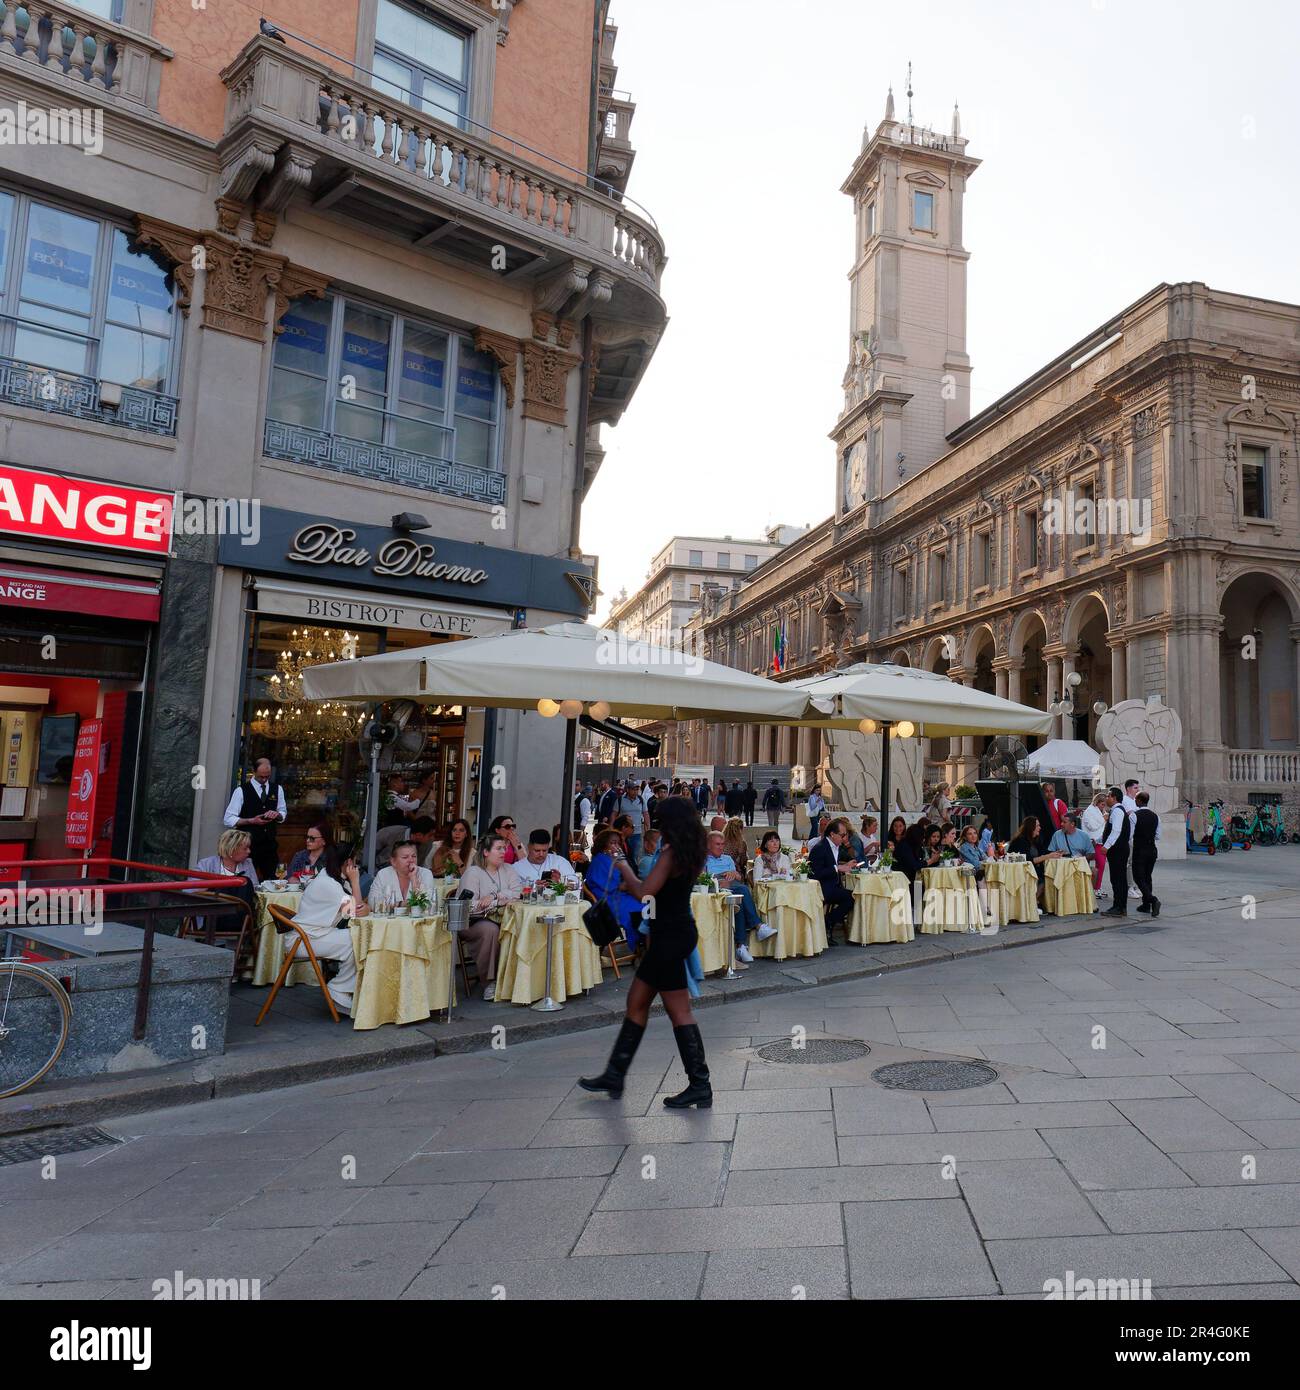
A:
[[263, 419, 506, 505], [0, 355, 178, 435], [220, 36, 665, 331], [0, 0, 172, 110]]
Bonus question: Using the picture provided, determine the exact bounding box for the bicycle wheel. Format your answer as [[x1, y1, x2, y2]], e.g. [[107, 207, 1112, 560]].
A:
[[0, 962, 72, 1100]]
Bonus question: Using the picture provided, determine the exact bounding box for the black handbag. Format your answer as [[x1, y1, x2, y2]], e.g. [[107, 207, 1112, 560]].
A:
[[582, 870, 623, 948]]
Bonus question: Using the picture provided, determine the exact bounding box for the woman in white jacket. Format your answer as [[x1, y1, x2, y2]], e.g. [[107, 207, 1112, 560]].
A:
[[1080, 793, 1109, 898], [367, 841, 437, 911], [752, 830, 793, 881], [292, 841, 363, 1011]]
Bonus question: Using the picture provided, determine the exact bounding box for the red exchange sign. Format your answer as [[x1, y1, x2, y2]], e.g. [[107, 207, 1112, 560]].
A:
[[0, 465, 173, 554]]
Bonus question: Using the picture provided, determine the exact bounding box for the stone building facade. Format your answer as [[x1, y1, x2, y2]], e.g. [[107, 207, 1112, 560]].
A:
[[0, 0, 664, 867], [675, 101, 1300, 813]]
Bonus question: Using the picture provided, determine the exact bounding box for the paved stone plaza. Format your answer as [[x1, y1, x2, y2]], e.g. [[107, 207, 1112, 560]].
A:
[[3, 852, 1300, 1301]]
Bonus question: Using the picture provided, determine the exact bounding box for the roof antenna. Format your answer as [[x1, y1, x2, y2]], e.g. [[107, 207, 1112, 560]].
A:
[[906, 59, 914, 130]]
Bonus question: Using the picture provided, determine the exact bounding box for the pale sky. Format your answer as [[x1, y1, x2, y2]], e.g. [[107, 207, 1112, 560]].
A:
[[581, 0, 1300, 620]]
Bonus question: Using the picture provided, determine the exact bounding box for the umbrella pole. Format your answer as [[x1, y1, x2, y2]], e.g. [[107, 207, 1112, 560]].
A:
[[880, 723, 892, 822], [558, 717, 578, 858], [364, 726, 381, 875]]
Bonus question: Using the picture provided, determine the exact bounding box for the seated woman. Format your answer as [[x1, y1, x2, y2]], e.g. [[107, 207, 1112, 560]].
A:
[[893, 823, 927, 886], [459, 833, 523, 1001], [586, 828, 651, 952], [368, 840, 437, 911], [957, 824, 989, 876], [486, 815, 524, 864], [923, 825, 944, 867], [431, 818, 474, 876], [722, 818, 750, 880], [753, 830, 793, 881], [939, 824, 961, 855], [291, 841, 363, 1013], [859, 816, 880, 861], [885, 816, 907, 852], [287, 823, 329, 879], [1009, 815, 1062, 911], [193, 828, 260, 933]]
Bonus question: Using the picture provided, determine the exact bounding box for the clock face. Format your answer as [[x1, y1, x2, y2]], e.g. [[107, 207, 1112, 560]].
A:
[[847, 442, 867, 507]]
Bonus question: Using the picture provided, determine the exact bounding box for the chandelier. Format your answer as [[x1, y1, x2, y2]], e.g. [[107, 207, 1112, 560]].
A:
[[251, 627, 367, 744]]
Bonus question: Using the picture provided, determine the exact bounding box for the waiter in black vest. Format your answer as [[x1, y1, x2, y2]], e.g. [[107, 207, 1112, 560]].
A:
[[1100, 785, 1133, 917], [223, 756, 287, 880], [1131, 791, 1161, 917]]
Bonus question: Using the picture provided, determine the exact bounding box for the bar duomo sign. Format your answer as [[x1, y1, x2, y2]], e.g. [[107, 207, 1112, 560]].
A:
[[220, 505, 595, 620]]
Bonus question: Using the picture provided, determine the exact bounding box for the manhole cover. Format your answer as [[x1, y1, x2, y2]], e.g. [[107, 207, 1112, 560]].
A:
[[755, 1038, 871, 1065], [1119, 924, 1164, 934], [0, 1126, 122, 1168], [871, 1060, 999, 1092]]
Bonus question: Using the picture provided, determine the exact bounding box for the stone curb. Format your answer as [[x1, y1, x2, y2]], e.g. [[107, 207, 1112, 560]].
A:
[[0, 906, 1179, 1135]]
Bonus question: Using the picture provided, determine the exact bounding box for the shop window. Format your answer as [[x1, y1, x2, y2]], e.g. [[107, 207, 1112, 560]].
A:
[[268, 292, 501, 472], [0, 188, 180, 394], [240, 617, 472, 848]]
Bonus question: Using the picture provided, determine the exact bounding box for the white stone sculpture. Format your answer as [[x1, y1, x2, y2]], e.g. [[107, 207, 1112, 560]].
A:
[[1095, 695, 1183, 813], [820, 728, 923, 812]]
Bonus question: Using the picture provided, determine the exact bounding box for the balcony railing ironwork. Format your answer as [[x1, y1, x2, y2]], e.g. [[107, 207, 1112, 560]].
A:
[[0, 354, 178, 435], [263, 418, 507, 505]]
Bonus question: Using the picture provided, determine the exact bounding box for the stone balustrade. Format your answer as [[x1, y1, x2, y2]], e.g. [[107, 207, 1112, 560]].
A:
[[1228, 749, 1300, 784], [222, 36, 663, 295], [0, 0, 172, 109]]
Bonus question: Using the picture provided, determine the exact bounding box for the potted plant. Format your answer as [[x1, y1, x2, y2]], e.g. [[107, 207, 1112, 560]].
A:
[[406, 889, 431, 916], [877, 847, 894, 871], [694, 872, 712, 895]]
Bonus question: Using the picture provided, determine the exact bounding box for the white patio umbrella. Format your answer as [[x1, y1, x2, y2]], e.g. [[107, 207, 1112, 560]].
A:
[[302, 622, 826, 860], [780, 663, 1054, 817]]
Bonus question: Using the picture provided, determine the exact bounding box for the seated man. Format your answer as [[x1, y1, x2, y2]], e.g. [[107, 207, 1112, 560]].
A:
[[636, 828, 662, 879], [809, 818, 859, 942], [1047, 812, 1095, 861], [705, 830, 776, 963], [514, 828, 580, 888]]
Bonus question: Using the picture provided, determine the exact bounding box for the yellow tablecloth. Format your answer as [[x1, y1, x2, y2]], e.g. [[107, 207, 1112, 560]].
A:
[[919, 865, 982, 934], [750, 879, 828, 959], [691, 892, 735, 974], [348, 912, 453, 1030], [849, 871, 914, 944], [496, 901, 603, 1005], [252, 890, 316, 987], [984, 860, 1039, 924], [1044, 856, 1096, 916]]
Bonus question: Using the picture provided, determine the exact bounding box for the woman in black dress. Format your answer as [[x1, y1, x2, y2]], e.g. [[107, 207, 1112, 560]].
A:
[[580, 796, 711, 1109]]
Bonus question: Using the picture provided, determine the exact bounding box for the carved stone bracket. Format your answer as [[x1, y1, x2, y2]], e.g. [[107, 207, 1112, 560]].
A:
[[522, 341, 582, 424], [133, 215, 199, 318], [218, 129, 279, 206], [473, 328, 521, 409], [268, 261, 330, 336]]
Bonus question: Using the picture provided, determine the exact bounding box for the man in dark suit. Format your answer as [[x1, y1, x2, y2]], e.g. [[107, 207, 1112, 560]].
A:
[[1131, 791, 1161, 917], [809, 818, 859, 943], [724, 781, 744, 817], [742, 781, 758, 827], [695, 780, 711, 814]]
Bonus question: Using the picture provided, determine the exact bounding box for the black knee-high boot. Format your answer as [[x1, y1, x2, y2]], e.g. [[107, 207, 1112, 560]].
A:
[[578, 1017, 645, 1097], [663, 1023, 712, 1109]]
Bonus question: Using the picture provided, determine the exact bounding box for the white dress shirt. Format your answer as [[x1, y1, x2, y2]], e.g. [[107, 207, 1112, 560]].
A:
[[1102, 803, 1136, 851], [223, 779, 287, 829], [514, 852, 579, 886]]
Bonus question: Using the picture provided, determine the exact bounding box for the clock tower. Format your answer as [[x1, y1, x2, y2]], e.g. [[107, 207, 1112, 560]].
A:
[[836, 88, 980, 517]]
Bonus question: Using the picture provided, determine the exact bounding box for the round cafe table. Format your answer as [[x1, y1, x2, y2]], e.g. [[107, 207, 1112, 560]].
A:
[[495, 900, 602, 1005], [347, 912, 453, 1029], [1044, 856, 1097, 916], [849, 870, 914, 944], [919, 865, 982, 934], [690, 891, 735, 974], [252, 888, 314, 987], [983, 860, 1039, 924], [750, 878, 827, 959]]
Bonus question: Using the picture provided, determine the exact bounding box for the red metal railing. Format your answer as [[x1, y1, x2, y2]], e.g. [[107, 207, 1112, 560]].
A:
[[2, 858, 246, 1040]]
